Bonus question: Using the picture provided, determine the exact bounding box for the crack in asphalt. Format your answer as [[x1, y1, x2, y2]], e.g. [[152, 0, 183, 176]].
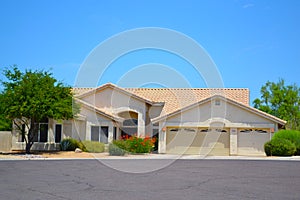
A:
[[27, 187, 73, 200]]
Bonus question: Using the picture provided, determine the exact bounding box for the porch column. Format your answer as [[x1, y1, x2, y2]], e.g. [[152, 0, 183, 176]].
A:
[[230, 128, 238, 155], [108, 124, 113, 143], [137, 112, 146, 138], [158, 123, 166, 153], [48, 119, 55, 143], [86, 122, 91, 140]]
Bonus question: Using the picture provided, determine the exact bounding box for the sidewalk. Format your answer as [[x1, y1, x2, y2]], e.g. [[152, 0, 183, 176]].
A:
[[1, 151, 300, 161]]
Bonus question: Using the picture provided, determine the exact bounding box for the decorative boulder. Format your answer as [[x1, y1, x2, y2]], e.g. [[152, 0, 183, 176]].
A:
[[75, 148, 82, 153]]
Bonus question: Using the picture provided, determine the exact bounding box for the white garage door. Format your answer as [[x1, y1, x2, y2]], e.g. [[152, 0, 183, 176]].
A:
[[166, 127, 230, 155], [237, 128, 270, 155]]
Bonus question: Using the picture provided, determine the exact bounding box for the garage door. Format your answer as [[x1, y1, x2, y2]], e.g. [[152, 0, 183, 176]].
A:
[[237, 128, 270, 155], [166, 127, 230, 155]]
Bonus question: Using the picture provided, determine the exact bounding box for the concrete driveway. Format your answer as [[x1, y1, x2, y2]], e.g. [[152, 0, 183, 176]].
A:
[[1, 159, 299, 200]]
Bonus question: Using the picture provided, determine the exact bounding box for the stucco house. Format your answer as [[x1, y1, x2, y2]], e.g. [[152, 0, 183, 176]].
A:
[[11, 83, 286, 155]]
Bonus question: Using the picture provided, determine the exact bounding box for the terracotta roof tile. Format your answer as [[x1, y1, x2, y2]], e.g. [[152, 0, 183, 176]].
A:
[[124, 88, 249, 116], [73, 85, 249, 117]]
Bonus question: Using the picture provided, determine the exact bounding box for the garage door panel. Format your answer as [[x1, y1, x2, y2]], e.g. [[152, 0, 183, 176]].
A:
[[238, 129, 270, 155], [166, 128, 229, 155]]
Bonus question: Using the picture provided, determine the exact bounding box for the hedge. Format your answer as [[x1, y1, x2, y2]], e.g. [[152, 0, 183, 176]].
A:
[[81, 141, 105, 153], [60, 138, 87, 151], [264, 138, 296, 156], [272, 130, 300, 155]]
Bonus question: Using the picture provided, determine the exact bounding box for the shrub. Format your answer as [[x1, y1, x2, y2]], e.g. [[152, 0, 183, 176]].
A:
[[109, 141, 127, 156], [272, 130, 300, 155], [81, 141, 105, 153], [264, 138, 296, 156], [125, 136, 155, 154], [60, 138, 87, 151]]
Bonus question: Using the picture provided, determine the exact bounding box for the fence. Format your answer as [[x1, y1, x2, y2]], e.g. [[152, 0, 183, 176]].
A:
[[0, 131, 12, 152]]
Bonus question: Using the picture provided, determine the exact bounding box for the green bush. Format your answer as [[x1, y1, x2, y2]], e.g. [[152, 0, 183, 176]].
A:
[[264, 138, 296, 156], [108, 141, 127, 156], [272, 130, 300, 155], [60, 138, 87, 151], [81, 141, 105, 153], [125, 136, 154, 154]]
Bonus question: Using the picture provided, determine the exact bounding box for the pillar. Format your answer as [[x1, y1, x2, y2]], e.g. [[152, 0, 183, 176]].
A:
[[230, 128, 238, 155]]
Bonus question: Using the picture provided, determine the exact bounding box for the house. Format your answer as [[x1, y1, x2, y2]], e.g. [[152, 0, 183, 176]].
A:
[[11, 83, 286, 155]]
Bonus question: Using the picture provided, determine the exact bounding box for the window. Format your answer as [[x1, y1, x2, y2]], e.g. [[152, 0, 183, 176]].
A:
[[55, 124, 62, 143], [215, 99, 221, 106], [113, 127, 117, 140], [91, 126, 100, 141], [240, 129, 252, 133], [91, 126, 109, 143], [123, 119, 138, 126], [39, 123, 48, 142], [184, 128, 196, 132], [32, 118, 49, 142]]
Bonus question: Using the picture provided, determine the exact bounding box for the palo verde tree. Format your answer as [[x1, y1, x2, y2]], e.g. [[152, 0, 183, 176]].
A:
[[0, 66, 79, 153], [253, 79, 300, 130]]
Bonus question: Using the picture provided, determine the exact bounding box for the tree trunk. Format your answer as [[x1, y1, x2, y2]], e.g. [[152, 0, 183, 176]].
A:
[[25, 143, 31, 154], [25, 118, 38, 154]]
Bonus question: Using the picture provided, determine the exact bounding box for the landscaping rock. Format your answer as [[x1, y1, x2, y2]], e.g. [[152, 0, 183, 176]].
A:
[[75, 148, 82, 153]]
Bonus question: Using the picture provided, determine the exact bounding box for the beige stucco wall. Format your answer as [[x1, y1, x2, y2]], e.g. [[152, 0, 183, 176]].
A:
[[158, 98, 278, 155], [80, 87, 148, 138], [81, 87, 146, 114], [0, 131, 12, 152], [164, 99, 275, 126]]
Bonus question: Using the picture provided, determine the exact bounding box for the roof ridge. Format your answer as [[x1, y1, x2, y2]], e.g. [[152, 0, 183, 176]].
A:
[[124, 88, 249, 90]]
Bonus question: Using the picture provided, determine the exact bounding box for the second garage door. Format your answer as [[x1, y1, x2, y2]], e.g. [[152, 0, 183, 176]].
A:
[[166, 127, 230, 155]]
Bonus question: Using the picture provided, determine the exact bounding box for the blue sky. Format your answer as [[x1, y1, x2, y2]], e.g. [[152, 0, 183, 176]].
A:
[[0, 0, 299, 104]]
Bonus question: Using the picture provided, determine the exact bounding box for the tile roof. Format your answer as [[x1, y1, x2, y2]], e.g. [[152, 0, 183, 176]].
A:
[[73, 84, 285, 125], [72, 87, 94, 96], [124, 88, 249, 116]]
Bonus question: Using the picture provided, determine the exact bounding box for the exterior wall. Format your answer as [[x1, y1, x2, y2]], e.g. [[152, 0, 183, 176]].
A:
[[80, 107, 113, 142], [11, 119, 61, 151], [165, 99, 276, 126], [81, 87, 147, 138], [158, 99, 279, 155], [0, 131, 12, 152]]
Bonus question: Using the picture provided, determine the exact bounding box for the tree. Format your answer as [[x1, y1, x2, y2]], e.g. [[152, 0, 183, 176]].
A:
[[0, 66, 79, 153], [253, 79, 300, 130]]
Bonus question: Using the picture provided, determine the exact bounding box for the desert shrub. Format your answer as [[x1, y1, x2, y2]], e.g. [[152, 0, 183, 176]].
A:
[[108, 140, 127, 156], [60, 138, 86, 151], [272, 130, 300, 155], [264, 138, 296, 156], [125, 136, 155, 154], [81, 141, 105, 153]]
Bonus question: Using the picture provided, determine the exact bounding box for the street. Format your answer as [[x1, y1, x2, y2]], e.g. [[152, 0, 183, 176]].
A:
[[1, 159, 299, 200]]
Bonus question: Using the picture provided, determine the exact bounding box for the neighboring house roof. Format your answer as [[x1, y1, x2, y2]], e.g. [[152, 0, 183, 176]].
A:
[[125, 87, 249, 116], [152, 95, 287, 125]]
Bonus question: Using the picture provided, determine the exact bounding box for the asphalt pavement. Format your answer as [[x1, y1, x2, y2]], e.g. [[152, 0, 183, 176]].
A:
[[1, 159, 300, 200]]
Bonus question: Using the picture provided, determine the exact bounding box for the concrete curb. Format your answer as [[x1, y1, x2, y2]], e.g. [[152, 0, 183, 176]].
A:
[[1, 154, 300, 161]]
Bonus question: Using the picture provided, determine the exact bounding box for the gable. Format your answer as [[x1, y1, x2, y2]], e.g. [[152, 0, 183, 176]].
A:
[[153, 96, 286, 125], [79, 86, 147, 112]]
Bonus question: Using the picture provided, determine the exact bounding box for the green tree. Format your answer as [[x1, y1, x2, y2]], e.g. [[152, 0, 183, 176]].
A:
[[0, 66, 79, 153], [0, 93, 12, 130], [253, 79, 300, 130]]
